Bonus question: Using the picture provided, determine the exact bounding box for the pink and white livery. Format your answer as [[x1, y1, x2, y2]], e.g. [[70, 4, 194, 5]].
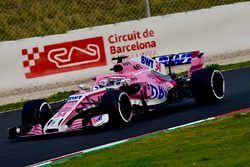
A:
[[8, 51, 225, 138]]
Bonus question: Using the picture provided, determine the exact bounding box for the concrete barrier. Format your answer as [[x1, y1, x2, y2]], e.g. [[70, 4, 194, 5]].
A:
[[0, 2, 250, 94]]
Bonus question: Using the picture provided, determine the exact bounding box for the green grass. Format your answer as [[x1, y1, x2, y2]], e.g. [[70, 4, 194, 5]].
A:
[[0, 60, 250, 113], [207, 60, 250, 71], [0, 91, 74, 112], [53, 111, 250, 167], [177, 60, 250, 77], [0, 0, 248, 41]]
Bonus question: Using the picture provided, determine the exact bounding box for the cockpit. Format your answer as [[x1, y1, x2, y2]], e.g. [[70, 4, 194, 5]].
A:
[[95, 76, 127, 88], [79, 76, 129, 92]]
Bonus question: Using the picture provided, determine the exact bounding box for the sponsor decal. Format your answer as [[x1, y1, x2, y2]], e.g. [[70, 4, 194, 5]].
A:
[[155, 61, 161, 72], [141, 55, 154, 68], [22, 37, 107, 78], [67, 95, 83, 102], [91, 114, 109, 127], [133, 64, 143, 71], [156, 52, 192, 65], [140, 55, 162, 73], [150, 84, 166, 99]]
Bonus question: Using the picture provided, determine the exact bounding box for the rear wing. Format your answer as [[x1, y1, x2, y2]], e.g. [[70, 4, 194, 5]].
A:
[[154, 50, 205, 76], [154, 51, 203, 66]]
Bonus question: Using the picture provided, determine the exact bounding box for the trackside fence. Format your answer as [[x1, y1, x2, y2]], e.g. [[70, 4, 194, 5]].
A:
[[0, 0, 248, 41]]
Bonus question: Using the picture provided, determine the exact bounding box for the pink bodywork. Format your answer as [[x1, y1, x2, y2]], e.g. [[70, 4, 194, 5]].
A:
[[188, 51, 205, 76], [27, 53, 204, 135], [93, 57, 175, 100]]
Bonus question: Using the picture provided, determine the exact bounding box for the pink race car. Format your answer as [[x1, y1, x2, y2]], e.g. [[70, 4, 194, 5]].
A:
[[8, 51, 225, 138]]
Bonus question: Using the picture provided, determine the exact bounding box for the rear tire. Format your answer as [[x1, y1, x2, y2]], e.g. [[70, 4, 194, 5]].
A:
[[191, 68, 225, 104], [22, 99, 52, 126], [101, 90, 133, 126]]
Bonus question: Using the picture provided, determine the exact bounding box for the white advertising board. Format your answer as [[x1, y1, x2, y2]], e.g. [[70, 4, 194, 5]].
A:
[[0, 2, 250, 92]]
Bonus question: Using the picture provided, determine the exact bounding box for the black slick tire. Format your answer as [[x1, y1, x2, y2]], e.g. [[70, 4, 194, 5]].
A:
[[22, 99, 51, 126], [101, 90, 133, 126], [191, 68, 225, 104]]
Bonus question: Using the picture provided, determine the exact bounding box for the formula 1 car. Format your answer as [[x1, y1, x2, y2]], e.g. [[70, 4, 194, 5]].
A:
[[8, 51, 225, 138]]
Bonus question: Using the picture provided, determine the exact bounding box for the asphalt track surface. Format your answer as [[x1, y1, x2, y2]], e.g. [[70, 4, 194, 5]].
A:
[[0, 67, 250, 167]]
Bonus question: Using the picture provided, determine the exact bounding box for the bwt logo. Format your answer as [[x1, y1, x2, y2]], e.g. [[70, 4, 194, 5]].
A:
[[68, 95, 83, 101], [22, 37, 107, 79], [141, 55, 154, 68], [141, 55, 161, 73]]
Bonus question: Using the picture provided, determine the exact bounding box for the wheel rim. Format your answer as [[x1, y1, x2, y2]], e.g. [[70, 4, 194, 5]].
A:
[[118, 92, 132, 123], [211, 70, 225, 99], [39, 102, 51, 125]]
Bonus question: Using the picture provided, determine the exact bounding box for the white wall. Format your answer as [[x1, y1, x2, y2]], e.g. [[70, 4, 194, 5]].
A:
[[0, 2, 250, 92]]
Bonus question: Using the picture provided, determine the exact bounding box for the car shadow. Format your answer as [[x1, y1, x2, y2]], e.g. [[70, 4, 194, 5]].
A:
[[8, 99, 224, 142]]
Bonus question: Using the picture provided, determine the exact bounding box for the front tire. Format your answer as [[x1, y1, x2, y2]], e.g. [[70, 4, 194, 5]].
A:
[[22, 99, 52, 126], [191, 68, 225, 104], [101, 90, 133, 126]]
